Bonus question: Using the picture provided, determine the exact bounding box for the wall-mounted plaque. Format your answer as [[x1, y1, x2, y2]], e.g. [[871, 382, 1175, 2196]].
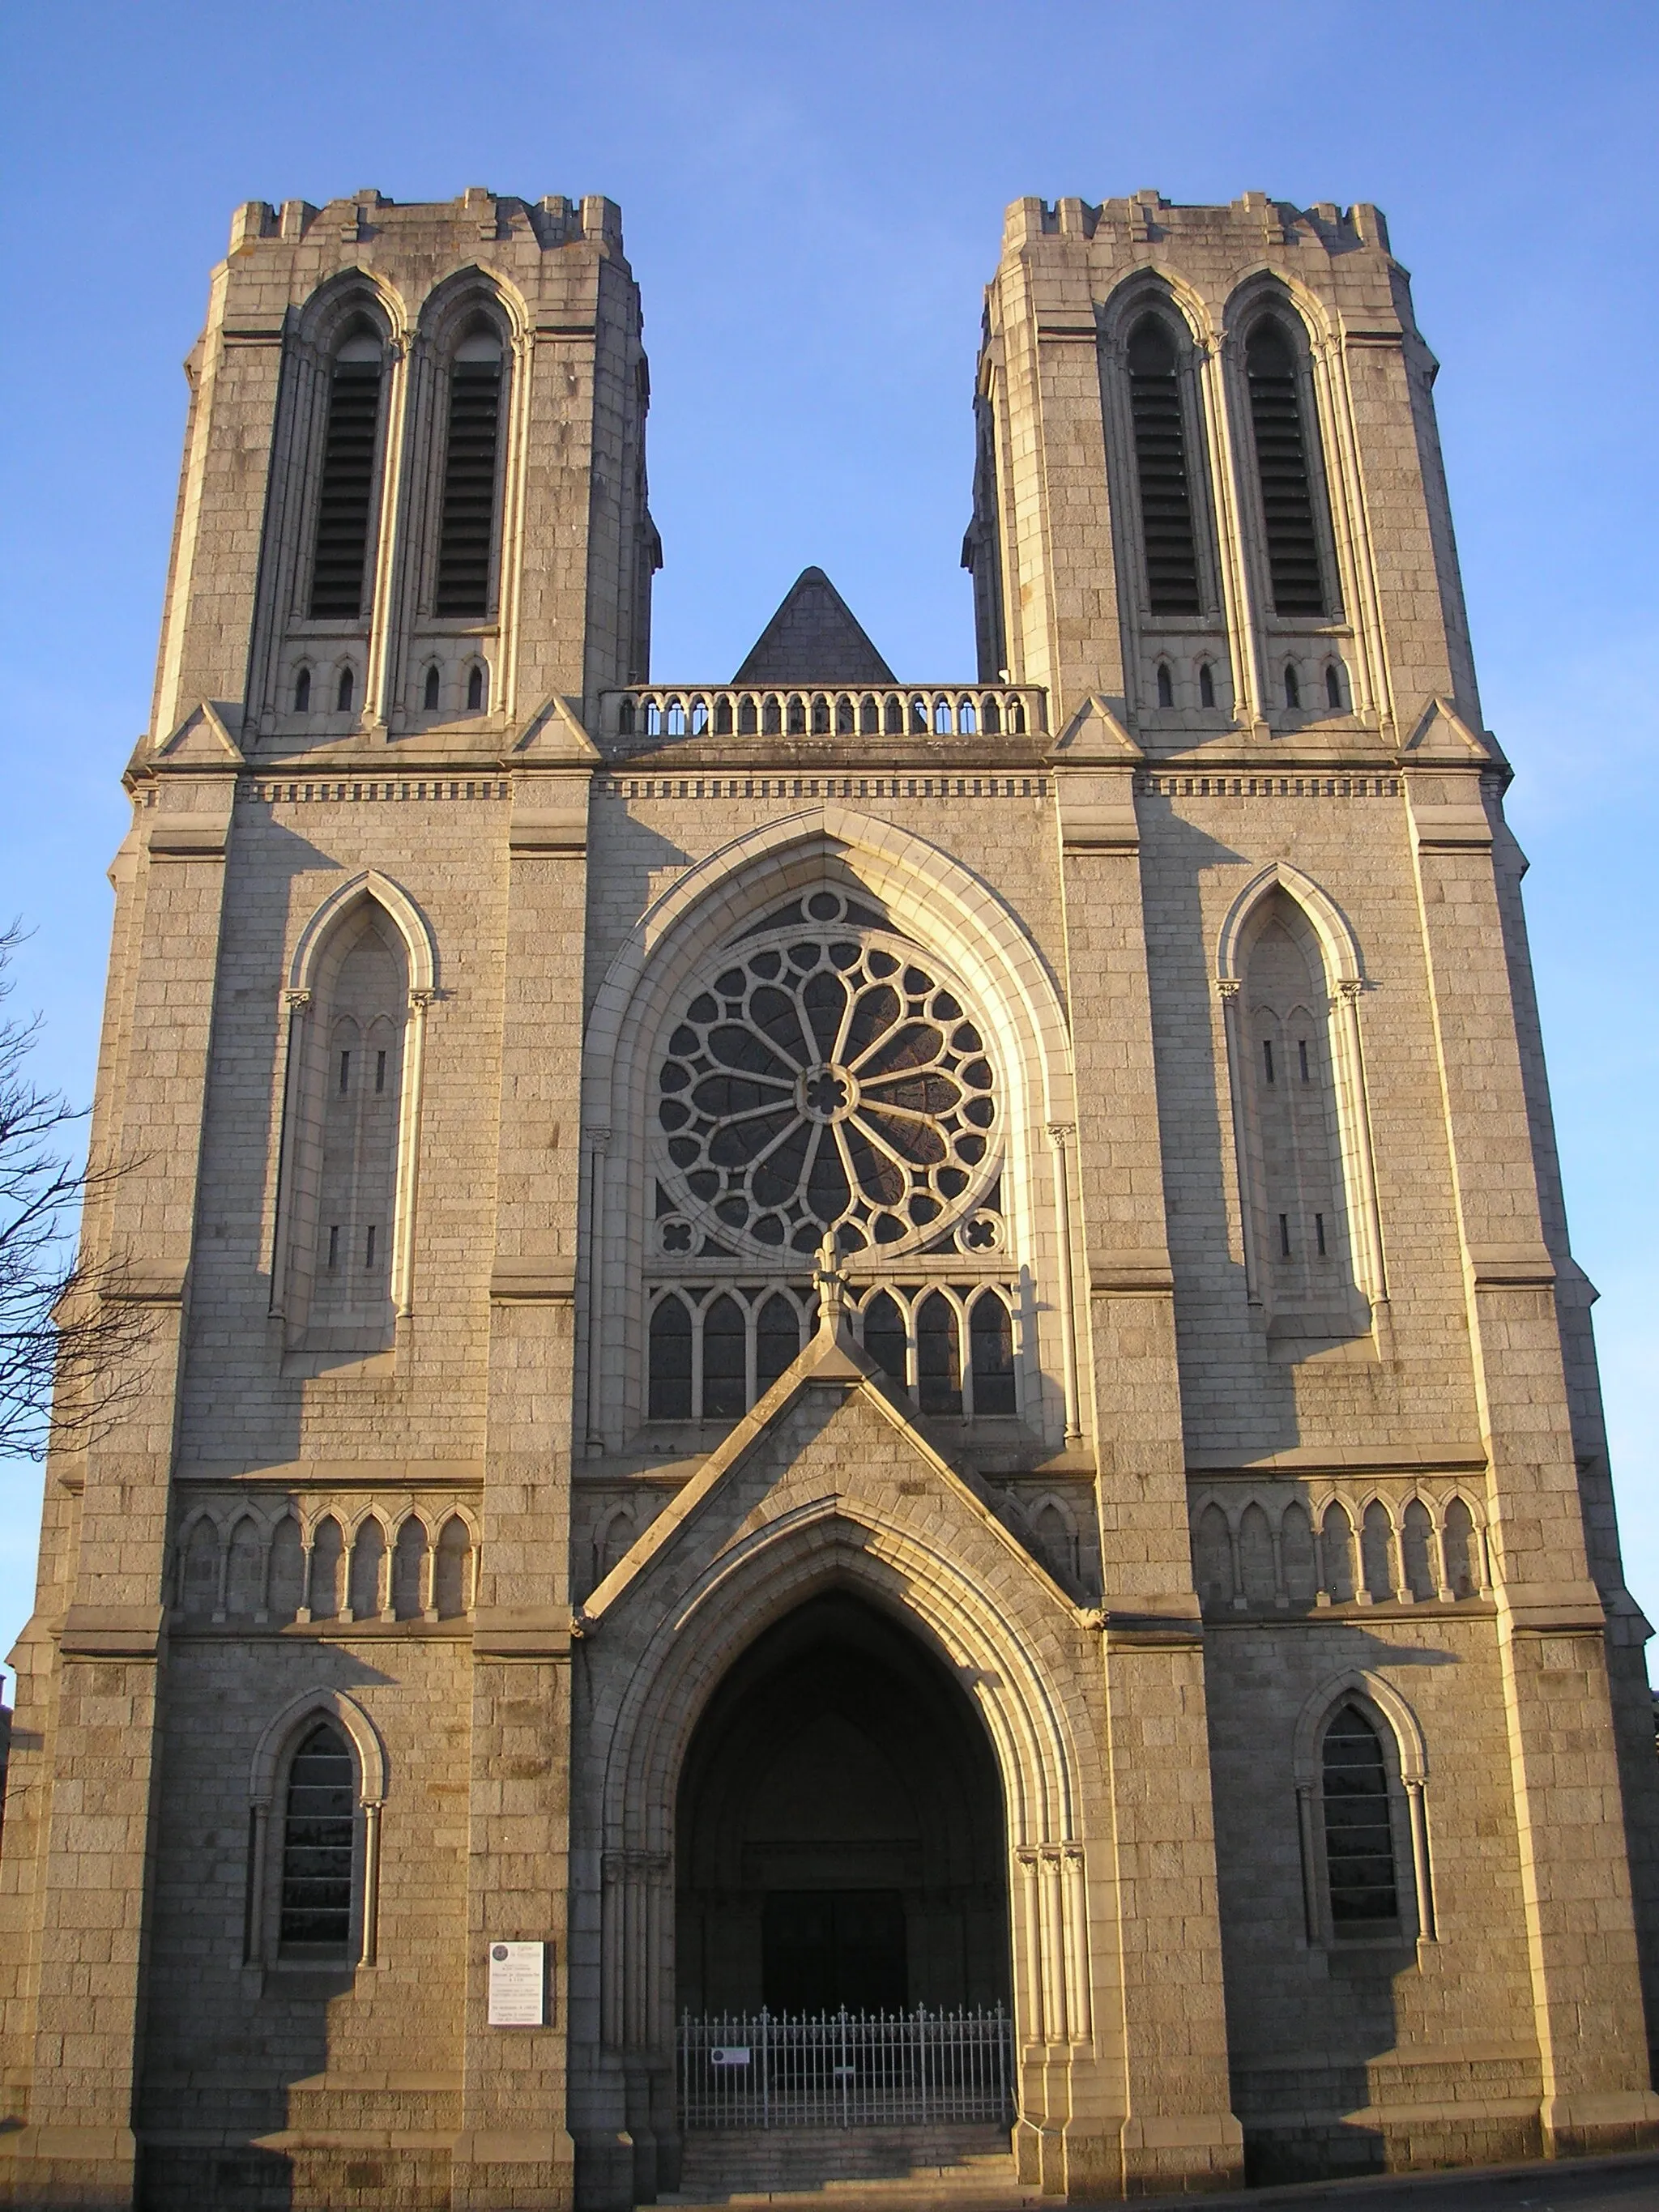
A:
[[487, 1940, 547, 2027]]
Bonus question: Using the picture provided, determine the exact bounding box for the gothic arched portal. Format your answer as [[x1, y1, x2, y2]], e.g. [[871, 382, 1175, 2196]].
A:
[[675, 1591, 1010, 2016]]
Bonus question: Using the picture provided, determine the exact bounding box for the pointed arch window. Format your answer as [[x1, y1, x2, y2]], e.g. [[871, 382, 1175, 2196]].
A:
[[1245, 318, 1328, 617], [648, 1295, 693, 1419], [435, 329, 504, 617], [1320, 1704, 1399, 1925], [968, 1292, 1016, 1414], [1290, 1675, 1435, 1950], [1127, 314, 1201, 616], [755, 1293, 802, 1393], [309, 334, 384, 620], [702, 1293, 747, 1418], [246, 1692, 386, 1973], [863, 1290, 907, 1386], [915, 1291, 961, 1415], [279, 1722, 356, 1955]]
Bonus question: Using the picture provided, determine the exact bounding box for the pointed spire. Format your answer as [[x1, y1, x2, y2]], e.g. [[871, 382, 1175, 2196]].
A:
[[732, 567, 895, 684]]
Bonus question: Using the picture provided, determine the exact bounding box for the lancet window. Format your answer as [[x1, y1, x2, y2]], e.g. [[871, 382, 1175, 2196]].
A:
[[279, 1721, 356, 1956], [1320, 1704, 1399, 1926]]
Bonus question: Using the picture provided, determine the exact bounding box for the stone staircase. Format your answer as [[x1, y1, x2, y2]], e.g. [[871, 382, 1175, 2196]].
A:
[[650, 2123, 1038, 2209]]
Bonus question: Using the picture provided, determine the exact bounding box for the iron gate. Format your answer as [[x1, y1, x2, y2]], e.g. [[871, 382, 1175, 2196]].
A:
[[678, 2005, 1013, 2129]]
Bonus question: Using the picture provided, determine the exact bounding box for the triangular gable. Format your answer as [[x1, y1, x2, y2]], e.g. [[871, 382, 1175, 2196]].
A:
[[1402, 695, 1494, 763], [151, 701, 245, 768], [1051, 693, 1144, 763], [732, 568, 896, 685], [511, 693, 602, 762], [578, 1315, 1079, 1629]]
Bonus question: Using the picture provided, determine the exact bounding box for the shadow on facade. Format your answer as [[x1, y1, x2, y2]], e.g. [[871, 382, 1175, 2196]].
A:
[[137, 1648, 403, 2212], [1137, 806, 1304, 1455], [1207, 1629, 1494, 2184]]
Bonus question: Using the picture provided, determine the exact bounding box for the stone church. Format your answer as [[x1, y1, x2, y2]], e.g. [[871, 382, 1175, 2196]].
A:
[[2, 184, 1656, 2212]]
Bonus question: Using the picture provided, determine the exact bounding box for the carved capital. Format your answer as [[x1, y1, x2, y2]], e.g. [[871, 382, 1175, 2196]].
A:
[[407, 987, 441, 1011], [1045, 1122, 1075, 1151], [1217, 978, 1242, 1000], [282, 987, 313, 1012]]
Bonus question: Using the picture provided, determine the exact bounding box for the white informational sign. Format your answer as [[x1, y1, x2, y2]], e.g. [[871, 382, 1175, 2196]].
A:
[[710, 2046, 751, 2067], [487, 1941, 547, 2027]]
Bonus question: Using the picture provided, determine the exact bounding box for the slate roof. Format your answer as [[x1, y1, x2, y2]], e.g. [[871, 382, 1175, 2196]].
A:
[[732, 568, 896, 685]]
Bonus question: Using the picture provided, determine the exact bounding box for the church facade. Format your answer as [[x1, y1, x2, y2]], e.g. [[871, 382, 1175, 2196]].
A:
[[2, 185, 1657, 2210]]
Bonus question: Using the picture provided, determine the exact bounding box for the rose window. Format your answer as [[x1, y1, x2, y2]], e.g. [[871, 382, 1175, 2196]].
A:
[[654, 893, 999, 1259]]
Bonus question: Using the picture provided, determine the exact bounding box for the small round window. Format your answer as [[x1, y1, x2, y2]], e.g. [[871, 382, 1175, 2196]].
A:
[[653, 890, 1000, 1259]]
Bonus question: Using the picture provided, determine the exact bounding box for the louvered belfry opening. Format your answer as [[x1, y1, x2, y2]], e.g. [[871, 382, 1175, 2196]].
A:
[[1127, 315, 1201, 616], [1246, 319, 1327, 617], [434, 332, 503, 618], [309, 340, 383, 619]]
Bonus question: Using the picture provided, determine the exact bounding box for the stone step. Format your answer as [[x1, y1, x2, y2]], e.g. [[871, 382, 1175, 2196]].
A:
[[652, 2125, 1038, 2208]]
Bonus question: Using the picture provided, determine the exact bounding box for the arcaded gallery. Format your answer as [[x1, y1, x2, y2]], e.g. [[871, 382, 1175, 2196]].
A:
[[2, 185, 1656, 2212]]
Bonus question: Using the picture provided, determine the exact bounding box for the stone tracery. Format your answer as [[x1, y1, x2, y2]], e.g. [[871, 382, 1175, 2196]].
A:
[[652, 889, 1000, 1259]]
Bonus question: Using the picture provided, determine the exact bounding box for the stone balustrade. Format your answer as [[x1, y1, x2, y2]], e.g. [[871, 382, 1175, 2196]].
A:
[[599, 684, 1047, 742]]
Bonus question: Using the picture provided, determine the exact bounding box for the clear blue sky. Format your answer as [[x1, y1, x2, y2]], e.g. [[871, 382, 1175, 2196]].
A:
[[1, 1, 1655, 1694]]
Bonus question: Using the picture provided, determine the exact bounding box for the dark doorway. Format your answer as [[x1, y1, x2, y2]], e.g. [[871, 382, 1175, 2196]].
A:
[[676, 1592, 1010, 2016], [762, 1890, 907, 2014]]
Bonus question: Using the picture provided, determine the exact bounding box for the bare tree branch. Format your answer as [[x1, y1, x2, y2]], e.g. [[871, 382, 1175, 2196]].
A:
[[0, 925, 158, 1460]]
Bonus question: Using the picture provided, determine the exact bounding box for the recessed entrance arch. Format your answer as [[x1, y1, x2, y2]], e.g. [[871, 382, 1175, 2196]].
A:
[[578, 1456, 1107, 2206], [676, 1591, 1011, 2017]]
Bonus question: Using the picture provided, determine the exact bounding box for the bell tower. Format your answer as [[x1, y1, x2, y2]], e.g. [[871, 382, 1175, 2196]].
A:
[[966, 191, 1479, 746], [151, 185, 657, 757]]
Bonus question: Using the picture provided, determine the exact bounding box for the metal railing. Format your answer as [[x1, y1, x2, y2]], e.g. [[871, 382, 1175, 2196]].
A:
[[678, 2005, 1013, 2129]]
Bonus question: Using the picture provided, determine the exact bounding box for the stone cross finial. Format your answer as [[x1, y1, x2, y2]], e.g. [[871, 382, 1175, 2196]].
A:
[[813, 1229, 846, 1331]]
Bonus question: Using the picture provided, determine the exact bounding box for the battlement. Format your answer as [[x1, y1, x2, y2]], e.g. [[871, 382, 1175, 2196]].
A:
[[1001, 190, 1393, 265], [228, 185, 623, 259]]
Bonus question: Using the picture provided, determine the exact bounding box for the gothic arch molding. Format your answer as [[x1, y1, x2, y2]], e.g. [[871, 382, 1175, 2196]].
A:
[[294, 266, 409, 355], [249, 1684, 387, 1809], [583, 805, 1073, 1127], [1214, 862, 1385, 1309], [1291, 1666, 1427, 1789], [1215, 860, 1363, 987], [582, 1482, 1102, 2061], [1220, 266, 1336, 356], [1098, 265, 1215, 355], [275, 872, 437, 1324], [579, 807, 1080, 1445], [413, 262, 532, 352], [288, 868, 438, 995]]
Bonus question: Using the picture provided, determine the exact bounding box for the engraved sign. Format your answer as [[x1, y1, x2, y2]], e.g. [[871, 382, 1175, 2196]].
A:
[[487, 1941, 546, 2027], [710, 2045, 750, 2066]]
